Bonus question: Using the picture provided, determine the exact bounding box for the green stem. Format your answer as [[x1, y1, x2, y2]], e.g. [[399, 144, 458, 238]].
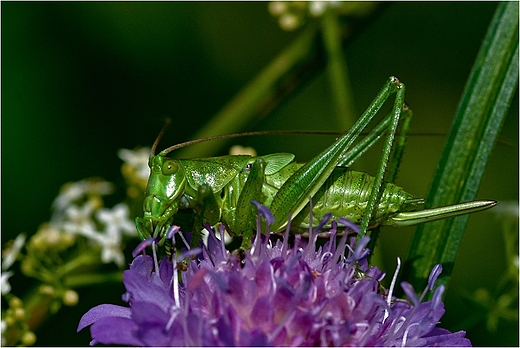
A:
[[64, 271, 123, 288], [55, 250, 101, 277], [176, 5, 384, 158], [321, 9, 356, 131], [177, 25, 319, 158], [20, 270, 123, 337]]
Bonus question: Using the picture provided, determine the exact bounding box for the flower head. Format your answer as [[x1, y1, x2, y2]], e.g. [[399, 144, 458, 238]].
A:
[[49, 178, 136, 268], [1, 271, 14, 296], [78, 204, 471, 346], [118, 148, 151, 182], [51, 178, 114, 219], [2, 234, 27, 296], [2, 233, 26, 272]]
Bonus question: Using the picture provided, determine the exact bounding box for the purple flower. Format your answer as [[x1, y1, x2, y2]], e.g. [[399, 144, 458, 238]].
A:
[[78, 204, 471, 346]]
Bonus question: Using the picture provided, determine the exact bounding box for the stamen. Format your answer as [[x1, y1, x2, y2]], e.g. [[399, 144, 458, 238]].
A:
[[315, 212, 332, 232], [164, 308, 179, 332], [400, 282, 419, 307], [171, 246, 180, 308], [419, 264, 442, 302], [337, 217, 361, 235], [251, 212, 262, 257], [167, 225, 190, 250], [384, 257, 401, 323], [166, 225, 179, 240], [132, 238, 154, 258], [326, 220, 338, 254], [152, 239, 160, 273], [320, 251, 333, 265], [401, 322, 418, 347], [332, 232, 348, 265], [282, 211, 292, 259], [166, 238, 182, 333], [202, 223, 217, 265], [395, 276, 435, 340], [263, 225, 271, 251], [218, 225, 227, 260], [345, 236, 370, 263], [431, 284, 445, 310], [307, 197, 314, 241], [428, 264, 443, 290], [178, 247, 202, 260]]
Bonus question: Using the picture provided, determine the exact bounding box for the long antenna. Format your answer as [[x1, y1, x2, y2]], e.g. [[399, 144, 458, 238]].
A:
[[151, 118, 171, 156], [159, 130, 342, 156], [153, 124, 453, 157]]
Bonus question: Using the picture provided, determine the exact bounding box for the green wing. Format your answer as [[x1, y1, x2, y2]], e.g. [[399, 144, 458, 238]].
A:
[[260, 153, 295, 175], [180, 156, 252, 192], [180, 153, 295, 193]]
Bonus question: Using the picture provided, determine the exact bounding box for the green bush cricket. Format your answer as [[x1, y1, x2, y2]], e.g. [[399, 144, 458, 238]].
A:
[[136, 76, 497, 251]]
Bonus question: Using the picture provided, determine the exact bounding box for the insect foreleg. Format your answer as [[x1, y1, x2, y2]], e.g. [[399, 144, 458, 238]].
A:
[[191, 184, 221, 248], [135, 216, 151, 240]]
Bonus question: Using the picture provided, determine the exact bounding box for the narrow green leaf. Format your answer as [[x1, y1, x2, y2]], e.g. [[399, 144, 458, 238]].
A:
[[404, 1, 519, 293]]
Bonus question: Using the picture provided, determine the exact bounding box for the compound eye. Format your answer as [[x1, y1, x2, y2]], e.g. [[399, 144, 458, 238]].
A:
[[162, 161, 178, 175]]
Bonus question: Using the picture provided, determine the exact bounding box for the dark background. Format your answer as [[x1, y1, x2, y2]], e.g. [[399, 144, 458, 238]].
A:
[[3, 2, 518, 346]]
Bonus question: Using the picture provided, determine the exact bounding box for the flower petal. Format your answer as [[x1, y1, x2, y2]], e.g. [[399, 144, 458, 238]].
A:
[[428, 264, 443, 290], [77, 304, 131, 332], [418, 328, 472, 346], [123, 269, 173, 306], [250, 295, 274, 331], [90, 316, 142, 346], [131, 301, 169, 326]]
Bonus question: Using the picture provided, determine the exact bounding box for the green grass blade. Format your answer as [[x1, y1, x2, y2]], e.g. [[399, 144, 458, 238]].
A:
[[404, 1, 519, 293]]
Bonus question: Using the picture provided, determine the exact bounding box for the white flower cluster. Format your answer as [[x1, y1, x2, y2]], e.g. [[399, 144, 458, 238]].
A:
[[1, 234, 26, 296], [268, 1, 377, 31], [268, 1, 343, 31], [118, 147, 151, 181], [51, 179, 136, 267]]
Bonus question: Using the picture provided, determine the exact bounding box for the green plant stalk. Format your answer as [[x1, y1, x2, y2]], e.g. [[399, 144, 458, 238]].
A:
[[8, 247, 124, 344], [176, 5, 384, 159], [6, 270, 124, 346], [321, 9, 357, 131], [177, 25, 319, 159], [404, 1, 519, 293], [63, 271, 123, 288]]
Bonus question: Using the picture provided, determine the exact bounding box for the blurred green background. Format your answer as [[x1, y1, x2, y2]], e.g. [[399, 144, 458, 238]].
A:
[[2, 2, 518, 346]]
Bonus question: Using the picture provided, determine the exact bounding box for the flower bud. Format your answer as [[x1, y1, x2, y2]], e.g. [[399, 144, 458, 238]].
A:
[[9, 297, 22, 309], [63, 290, 79, 306], [21, 331, 36, 346], [13, 308, 25, 321]]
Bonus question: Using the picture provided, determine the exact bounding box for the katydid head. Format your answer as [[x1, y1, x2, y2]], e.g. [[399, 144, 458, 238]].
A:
[[142, 154, 187, 234]]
